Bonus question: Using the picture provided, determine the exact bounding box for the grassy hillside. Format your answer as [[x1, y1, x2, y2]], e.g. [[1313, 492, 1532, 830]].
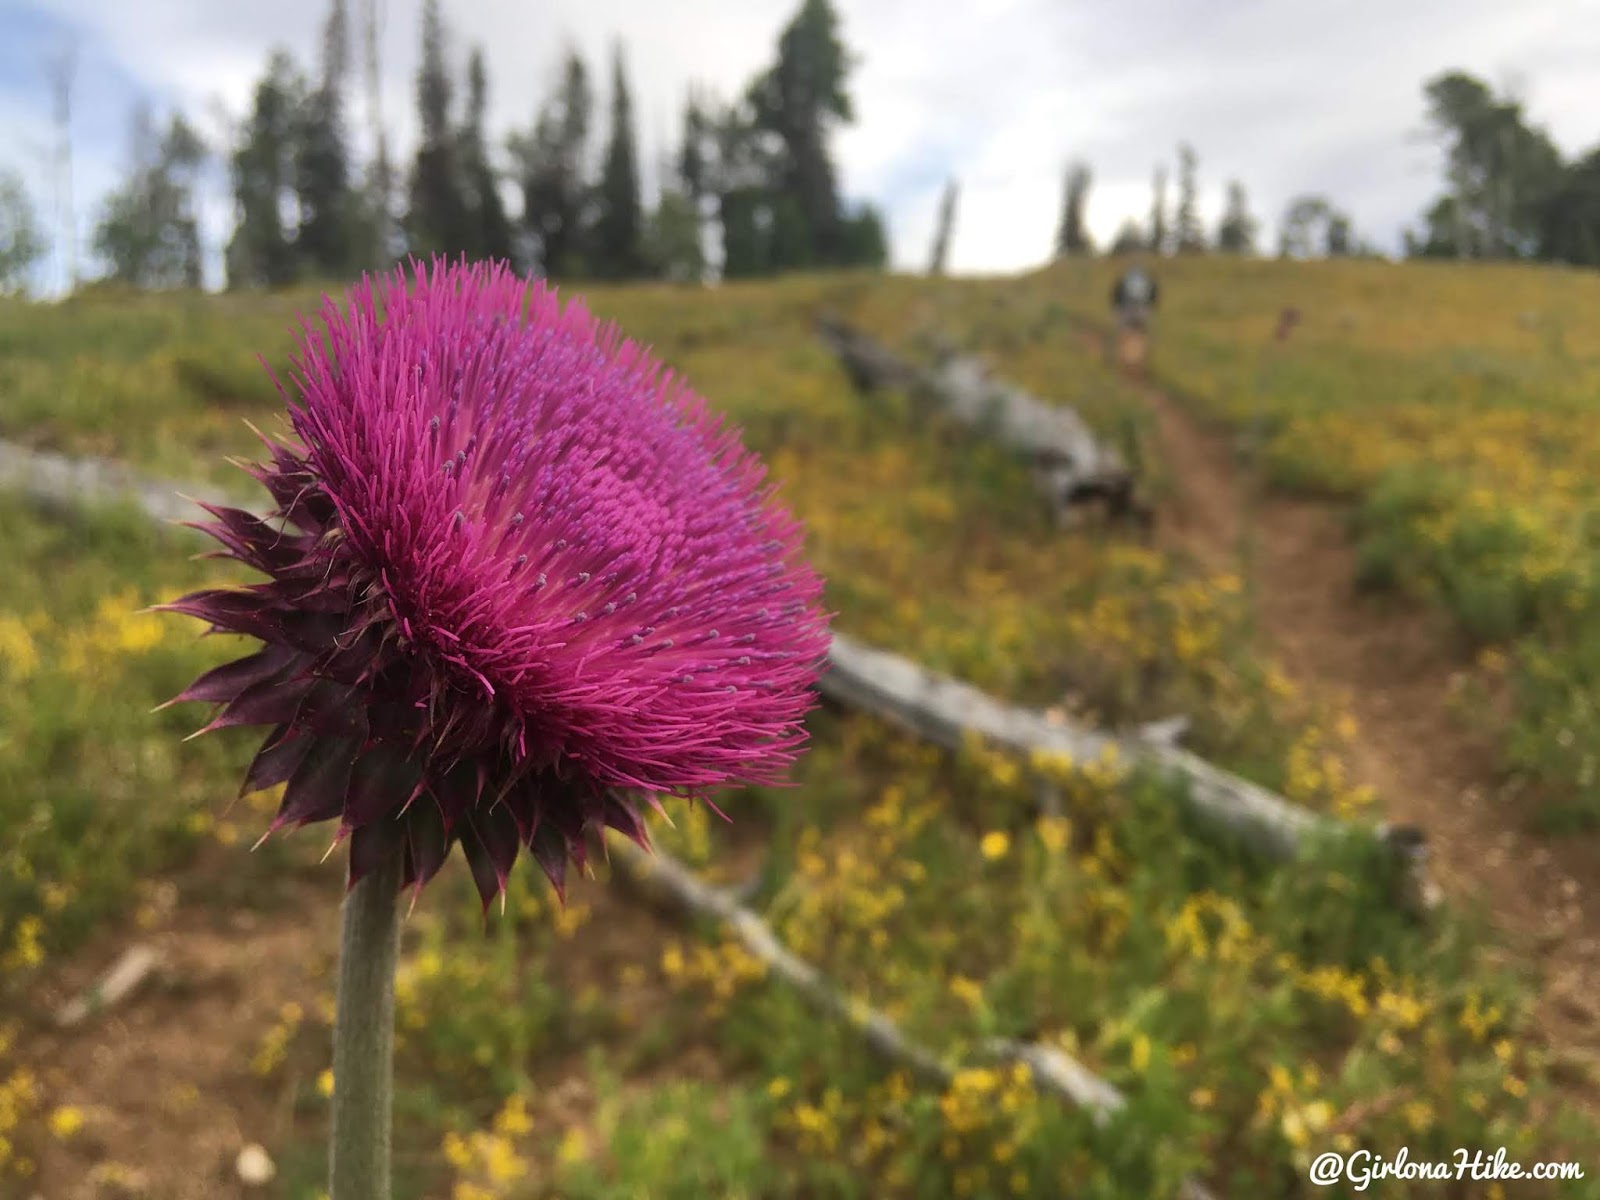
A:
[[1048, 257, 1600, 827], [1, 264, 1595, 1197]]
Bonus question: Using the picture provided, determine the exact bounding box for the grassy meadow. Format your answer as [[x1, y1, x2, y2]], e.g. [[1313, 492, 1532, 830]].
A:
[[1, 263, 1597, 1197], [1045, 257, 1600, 829]]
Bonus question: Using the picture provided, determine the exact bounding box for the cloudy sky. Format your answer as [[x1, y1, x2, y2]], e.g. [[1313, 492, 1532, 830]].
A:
[[3, 0, 1599, 291]]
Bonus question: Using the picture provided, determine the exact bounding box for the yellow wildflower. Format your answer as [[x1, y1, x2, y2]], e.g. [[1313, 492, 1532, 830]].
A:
[[48, 1106, 84, 1139]]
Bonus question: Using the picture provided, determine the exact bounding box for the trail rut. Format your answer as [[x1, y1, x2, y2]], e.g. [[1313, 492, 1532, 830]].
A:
[[1137, 355, 1600, 1095]]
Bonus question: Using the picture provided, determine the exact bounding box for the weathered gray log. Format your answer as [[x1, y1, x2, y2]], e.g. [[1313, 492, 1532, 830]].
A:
[[820, 632, 1423, 878], [608, 837, 1217, 1200], [817, 319, 1144, 527], [0, 439, 241, 524], [985, 1038, 1126, 1123], [931, 354, 1127, 500], [610, 838, 948, 1083], [1136, 715, 1190, 748], [816, 316, 921, 396], [55, 944, 161, 1027]]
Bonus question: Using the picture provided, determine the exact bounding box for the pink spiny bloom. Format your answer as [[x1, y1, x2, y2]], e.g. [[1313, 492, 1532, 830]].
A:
[[161, 259, 829, 905]]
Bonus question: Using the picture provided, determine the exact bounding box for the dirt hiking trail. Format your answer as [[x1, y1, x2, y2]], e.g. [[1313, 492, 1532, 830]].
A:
[[1132, 348, 1600, 1096]]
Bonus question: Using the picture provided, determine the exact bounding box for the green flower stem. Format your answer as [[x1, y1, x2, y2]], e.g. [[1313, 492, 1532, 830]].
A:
[[330, 848, 404, 1200]]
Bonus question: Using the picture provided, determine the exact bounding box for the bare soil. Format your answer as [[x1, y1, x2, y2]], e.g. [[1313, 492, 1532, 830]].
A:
[[17, 848, 339, 1199], [13, 829, 744, 1199], [1132, 347, 1600, 1099]]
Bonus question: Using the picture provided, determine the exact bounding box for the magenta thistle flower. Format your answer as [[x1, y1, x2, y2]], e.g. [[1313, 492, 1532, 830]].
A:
[[162, 259, 829, 906]]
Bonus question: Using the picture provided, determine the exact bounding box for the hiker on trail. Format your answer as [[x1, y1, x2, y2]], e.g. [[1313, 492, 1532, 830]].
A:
[[1110, 259, 1159, 370]]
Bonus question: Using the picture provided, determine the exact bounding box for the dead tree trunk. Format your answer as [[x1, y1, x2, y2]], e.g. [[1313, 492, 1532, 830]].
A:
[[817, 318, 1147, 528], [608, 837, 1218, 1200], [821, 633, 1430, 906]]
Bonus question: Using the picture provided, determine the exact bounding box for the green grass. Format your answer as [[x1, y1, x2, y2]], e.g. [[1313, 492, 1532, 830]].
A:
[[0, 497, 257, 972], [2, 268, 1598, 1196], [1029, 256, 1600, 822]]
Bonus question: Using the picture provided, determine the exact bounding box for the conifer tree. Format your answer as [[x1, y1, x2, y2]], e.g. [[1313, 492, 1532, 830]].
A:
[[228, 50, 302, 287], [1174, 142, 1205, 253], [460, 46, 513, 263], [1215, 180, 1257, 254], [1149, 165, 1168, 254], [1109, 219, 1144, 255], [1054, 162, 1093, 257], [510, 50, 593, 277], [747, 0, 851, 264], [94, 106, 206, 288], [0, 170, 46, 294], [295, 0, 353, 276], [406, 0, 472, 256], [593, 43, 643, 278]]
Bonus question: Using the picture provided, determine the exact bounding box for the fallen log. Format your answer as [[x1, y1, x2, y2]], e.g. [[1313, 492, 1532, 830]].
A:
[[0, 439, 240, 525], [820, 633, 1430, 904], [55, 944, 162, 1028], [816, 317, 921, 397], [612, 838, 948, 1083], [608, 836, 1217, 1200], [816, 318, 1147, 528]]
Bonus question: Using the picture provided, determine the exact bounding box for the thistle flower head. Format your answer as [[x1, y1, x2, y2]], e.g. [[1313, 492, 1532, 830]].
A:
[[163, 259, 829, 905]]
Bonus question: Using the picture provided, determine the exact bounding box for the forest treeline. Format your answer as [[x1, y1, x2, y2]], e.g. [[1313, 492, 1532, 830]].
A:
[[2, 5, 1599, 295], [1039, 71, 1600, 266], [16, 0, 886, 292]]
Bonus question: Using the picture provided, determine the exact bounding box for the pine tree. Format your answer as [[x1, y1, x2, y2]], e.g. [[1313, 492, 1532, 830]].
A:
[[645, 188, 704, 282], [668, 90, 711, 276], [678, 91, 710, 203], [677, 0, 879, 279], [838, 201, 887, 268], [1420, 71, 1563, 259], [1325, 211, 1353, 257], [357, 0, 396, 269], [593, 43, 643, 278], [1538, 147, 1600, 266], [1109, 219, 1144, 255], [294, 0, 353, 278], [707, 101, 774, 278], [748, 0, 852, 265], [227, 50, 302, 287], [94, 106, 206, 288], [927, 178, 957, 275], [1215, 180, 1257, 254], [768, 191, 813, 270], [1174, 142, 1205, 253], [459, 46, 513, 263], [1149, 165, 1168, 254], [1054, 162, 1093, 257], [1278, 194, 1329, 258], [510, 50, 593, 278], [406, 0, 472, 257], [0, 169, 46, 294]]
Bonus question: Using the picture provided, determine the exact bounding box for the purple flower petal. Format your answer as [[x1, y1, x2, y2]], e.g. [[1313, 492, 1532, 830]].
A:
[[163, 258, 829, 904]]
